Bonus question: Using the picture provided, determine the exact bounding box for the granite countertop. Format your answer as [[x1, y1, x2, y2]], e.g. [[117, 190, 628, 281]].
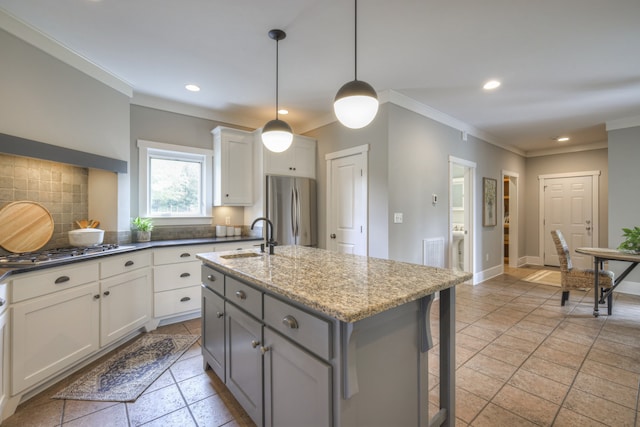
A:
[[197, 245, 472, 323], [0, 236, 262, 282]]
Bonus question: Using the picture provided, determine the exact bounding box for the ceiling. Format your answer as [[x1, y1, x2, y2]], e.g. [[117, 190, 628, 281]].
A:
[[2, 0, 640, 155]]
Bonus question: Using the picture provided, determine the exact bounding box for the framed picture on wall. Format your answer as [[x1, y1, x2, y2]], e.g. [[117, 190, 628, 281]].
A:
[[483, 177, 497, 227]]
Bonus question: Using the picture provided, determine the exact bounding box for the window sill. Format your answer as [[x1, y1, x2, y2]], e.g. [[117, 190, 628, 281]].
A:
[[147, 217, 213, 227]]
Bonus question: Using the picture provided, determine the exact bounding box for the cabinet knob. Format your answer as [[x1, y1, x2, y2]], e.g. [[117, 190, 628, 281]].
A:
[[235, 290, 246, 300], [282, 315, 299, 329], [180, 272, 191, 278], [55, 276, 70, 284], [251, 340, 261, 348], [180, 296, 191, 302], [226, 194, 229, 197], [216, 311, 224, 318], [103, 291, 110, 297], [125, 260, 134, 267], [207, 275, 216, 282], [93, 294, 100, 299], [260, 346, 270, 354], [330, 234, 336, 239]]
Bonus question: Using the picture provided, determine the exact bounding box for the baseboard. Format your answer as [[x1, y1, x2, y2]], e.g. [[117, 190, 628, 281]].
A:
[[475, 264, 504, 284], [526, 256, 543, 266], [614, 280, 640, 296]]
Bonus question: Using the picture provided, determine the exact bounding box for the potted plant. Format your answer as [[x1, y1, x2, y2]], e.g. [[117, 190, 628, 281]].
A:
[[132, 217, 154, 242], [618, 226, 640, 253]]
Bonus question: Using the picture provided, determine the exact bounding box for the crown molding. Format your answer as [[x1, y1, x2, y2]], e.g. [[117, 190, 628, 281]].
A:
[[526, 141, 608, 158], [606, 115, 640, 131]]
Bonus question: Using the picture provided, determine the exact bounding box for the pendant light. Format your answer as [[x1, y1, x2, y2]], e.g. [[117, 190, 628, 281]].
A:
[[333, 0, 379, 129], [262, 29, 293, 153]]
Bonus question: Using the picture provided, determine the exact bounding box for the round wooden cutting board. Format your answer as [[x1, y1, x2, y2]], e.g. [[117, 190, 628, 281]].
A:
[[0, 201, 54, 253]]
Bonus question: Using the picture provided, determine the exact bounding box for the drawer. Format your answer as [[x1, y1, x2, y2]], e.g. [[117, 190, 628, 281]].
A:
[[202, 265, 224, 295], [100, 251, 151, 279], [0, 282, 8, 315], [154, 245, 214, 265], [264, 294, 332, 360], [154, 261, 202, 292], [11, 262, 99, 303], [226, 276, 262, 318], [154, 285, 201, 318]]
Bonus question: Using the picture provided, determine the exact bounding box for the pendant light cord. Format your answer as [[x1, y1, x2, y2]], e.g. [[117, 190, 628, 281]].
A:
[[354, 0, 358, 81], [275, 38, 280, 120]]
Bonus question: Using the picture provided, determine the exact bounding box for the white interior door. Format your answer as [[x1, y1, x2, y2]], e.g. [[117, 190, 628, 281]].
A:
[[326, 148, 367, 255], [543, 175, 595, 269]]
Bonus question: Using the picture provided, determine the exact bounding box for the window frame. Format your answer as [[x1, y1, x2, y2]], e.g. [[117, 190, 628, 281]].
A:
[[137, 139, 213, 226]]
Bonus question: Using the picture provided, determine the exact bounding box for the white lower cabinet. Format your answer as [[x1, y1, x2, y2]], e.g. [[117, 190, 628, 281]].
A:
[[0, 283, 10, 416], [100, 268, 151, 347], [11, 282, 100, 394]]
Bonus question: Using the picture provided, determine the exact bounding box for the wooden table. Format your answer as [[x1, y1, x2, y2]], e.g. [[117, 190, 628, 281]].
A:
[[575, 247, 640, 317]]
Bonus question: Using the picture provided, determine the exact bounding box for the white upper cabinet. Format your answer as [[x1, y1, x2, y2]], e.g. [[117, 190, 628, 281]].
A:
[[263, 135, 316, 178], [213, 126, 254, 206]]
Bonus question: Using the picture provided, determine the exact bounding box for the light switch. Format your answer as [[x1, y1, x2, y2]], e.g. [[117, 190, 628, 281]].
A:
[[393, 213, 403, 224]]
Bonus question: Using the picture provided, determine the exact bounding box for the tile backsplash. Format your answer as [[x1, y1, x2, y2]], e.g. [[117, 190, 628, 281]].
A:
[[0, 153, 88, 253]]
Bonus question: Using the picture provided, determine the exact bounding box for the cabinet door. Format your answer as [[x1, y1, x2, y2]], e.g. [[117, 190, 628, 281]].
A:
[[11, 282, 100, 394], [214, 128, 253, 206], [225, 303, 263, 427], [263, 328, 331, 427], [100, 269, 151, 347], [202, 285, 226, 381], [264, 136, 316, 178], [264, 146, 294, 176]]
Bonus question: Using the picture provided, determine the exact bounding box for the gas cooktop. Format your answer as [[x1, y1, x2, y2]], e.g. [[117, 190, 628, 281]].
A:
[[0, 244, 136, 268]]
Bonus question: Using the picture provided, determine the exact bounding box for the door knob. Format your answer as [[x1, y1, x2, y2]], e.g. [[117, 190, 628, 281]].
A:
[[330, 233, 336, 239]]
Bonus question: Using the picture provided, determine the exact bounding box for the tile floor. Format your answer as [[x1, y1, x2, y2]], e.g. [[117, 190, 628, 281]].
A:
[[4, 265, 640, 426]]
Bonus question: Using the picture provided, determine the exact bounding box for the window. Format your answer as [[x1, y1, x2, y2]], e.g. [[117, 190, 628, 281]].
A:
[[138, 140, 213, 225]]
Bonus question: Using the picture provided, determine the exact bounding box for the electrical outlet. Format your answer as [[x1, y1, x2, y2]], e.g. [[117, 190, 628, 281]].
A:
[[485, 253, 489, 262], [393, 213, 403, 224], [225, 217, 231, 225]]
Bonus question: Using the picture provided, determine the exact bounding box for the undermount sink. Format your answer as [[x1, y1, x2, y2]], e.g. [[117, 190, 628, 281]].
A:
[[220, 252, 262, 260]]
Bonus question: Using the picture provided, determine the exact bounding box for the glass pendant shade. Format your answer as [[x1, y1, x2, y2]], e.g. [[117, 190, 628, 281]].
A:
[[262, 119, 293, 153], [333, 79, 379, 129]]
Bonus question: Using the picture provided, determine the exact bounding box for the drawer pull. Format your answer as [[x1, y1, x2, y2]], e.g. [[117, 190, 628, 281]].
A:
[[180, 272, 191, 278], [235, 290, 246, 300], [282, 315, 299, 329], [180, 296, 191, 302], [180, 253, 191, 258], [125, 260, 134, 267], [251, 340, 261, 348], [216, 311, 224, 318], [103, 291, 110, 297], [55, 276, 70, 284], [207, 275, 216, 282]]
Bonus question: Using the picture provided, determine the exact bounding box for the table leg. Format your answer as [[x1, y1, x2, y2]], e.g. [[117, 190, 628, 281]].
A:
[[593, 256, 600, 317], [439, 287, 456, 427]]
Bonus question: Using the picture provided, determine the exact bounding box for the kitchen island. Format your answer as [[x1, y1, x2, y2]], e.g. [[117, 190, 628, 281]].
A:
[[198, 245, 471, 427]]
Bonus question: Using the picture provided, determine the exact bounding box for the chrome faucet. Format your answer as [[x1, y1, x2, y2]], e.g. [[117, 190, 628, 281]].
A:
[[251, 217, 277, 254]]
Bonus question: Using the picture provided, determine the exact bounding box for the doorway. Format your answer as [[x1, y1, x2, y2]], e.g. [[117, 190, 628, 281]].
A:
[[326, 145, 369, 255], [449, 156, 475, 273], [502, 171, 519, 267], [539, 171, 600, 269]]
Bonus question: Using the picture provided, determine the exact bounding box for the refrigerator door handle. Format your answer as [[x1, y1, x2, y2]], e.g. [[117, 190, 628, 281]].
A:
[[290, 188, 296, 237], [294, 186, 300, 238]]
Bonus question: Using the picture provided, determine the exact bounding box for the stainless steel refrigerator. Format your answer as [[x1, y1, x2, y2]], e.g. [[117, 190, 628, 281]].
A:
[[266, 175, 317, 246]]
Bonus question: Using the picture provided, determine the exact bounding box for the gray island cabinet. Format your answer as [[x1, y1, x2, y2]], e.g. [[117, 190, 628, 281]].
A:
[[198, 246, 471, 427]]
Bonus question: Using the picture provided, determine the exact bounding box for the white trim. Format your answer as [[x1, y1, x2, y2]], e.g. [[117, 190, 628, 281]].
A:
[[606, 115, 640, 131], [448, 156, 475, 277], [526, 141, 608, 158], [475, 264, 504, 285], [137, 139, 213, 224], [538, 171, 600, 266], [324, 144, 370, 160], [0, 9, 132, 97]]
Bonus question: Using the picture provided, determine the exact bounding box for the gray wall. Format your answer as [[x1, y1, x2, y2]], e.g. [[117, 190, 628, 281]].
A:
[[0, 29, 131, 232], [608, 125, 640, 281], [524, 149, 609, 259]]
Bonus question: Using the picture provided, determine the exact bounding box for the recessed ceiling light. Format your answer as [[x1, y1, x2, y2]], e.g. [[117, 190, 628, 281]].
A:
[[556, 136, 570, 142], [185, 84, 200, 92], [278, 109, 289, 115], [483, 80, 501, 90]]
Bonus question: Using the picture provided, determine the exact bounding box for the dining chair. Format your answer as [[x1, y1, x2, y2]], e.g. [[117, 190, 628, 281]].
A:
[[550, 230, 615, 314]]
